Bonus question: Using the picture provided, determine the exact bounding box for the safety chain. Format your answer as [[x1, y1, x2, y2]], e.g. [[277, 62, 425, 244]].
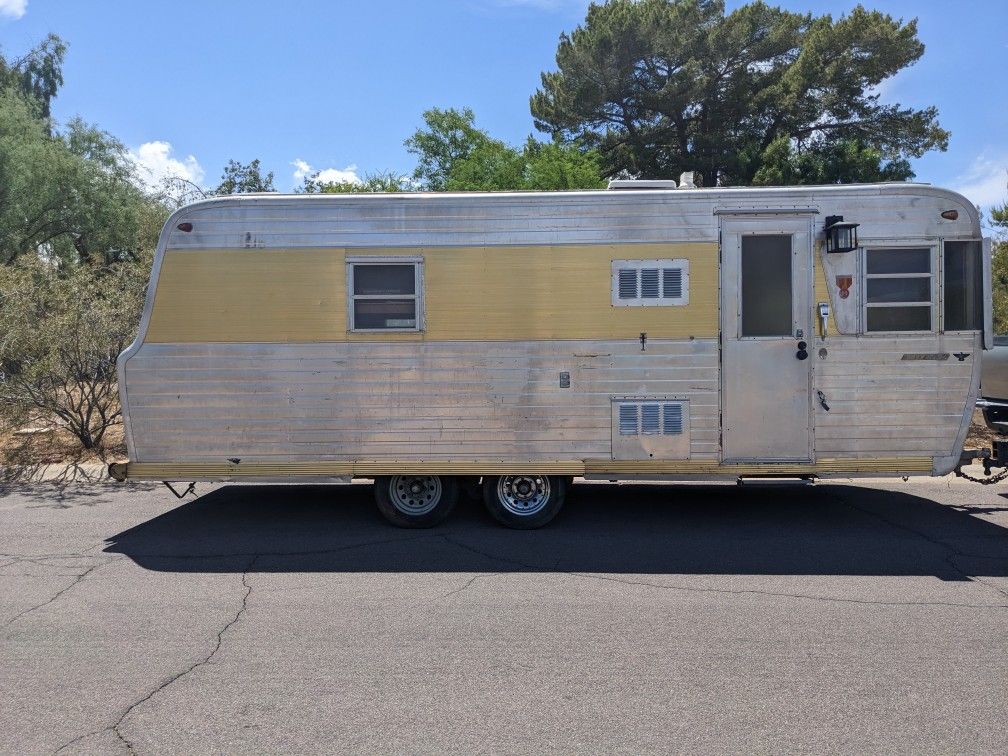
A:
[[954, 466, 1008, 485]]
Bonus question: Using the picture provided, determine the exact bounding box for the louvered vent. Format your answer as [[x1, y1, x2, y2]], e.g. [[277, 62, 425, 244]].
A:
[[618, 404, 639, 435], [662, 402, 683, 434], [618, 269, 637, 300], [640, 269, 660, 298], [641, 403, 660, 433], [662, 268, 683, 298], [612, 259, 689, 306], [617, 401, 686, 436]]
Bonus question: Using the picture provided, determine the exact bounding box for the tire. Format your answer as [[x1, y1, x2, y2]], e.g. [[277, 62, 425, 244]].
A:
[[374, 475, 458, 528], [482, 474, 566, 529]]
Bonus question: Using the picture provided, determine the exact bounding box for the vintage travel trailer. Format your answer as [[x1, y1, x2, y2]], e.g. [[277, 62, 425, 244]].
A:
[[111, 180, 991, 528]]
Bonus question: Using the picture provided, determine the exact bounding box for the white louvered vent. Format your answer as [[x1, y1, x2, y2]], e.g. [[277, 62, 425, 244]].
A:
[[612, 259, 689, 306], [617, 400, 686, 436]]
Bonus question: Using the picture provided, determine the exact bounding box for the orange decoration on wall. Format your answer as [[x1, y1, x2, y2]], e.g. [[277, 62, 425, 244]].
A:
[[836, 275, 853, 299]]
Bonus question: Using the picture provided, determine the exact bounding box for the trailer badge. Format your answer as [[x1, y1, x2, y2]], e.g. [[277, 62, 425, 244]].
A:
[[835, 275, 853, 299]]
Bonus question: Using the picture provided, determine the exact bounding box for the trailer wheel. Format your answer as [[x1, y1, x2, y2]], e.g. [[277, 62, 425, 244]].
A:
[[374, 475, 458, 528], [483, 475, 566, 529]]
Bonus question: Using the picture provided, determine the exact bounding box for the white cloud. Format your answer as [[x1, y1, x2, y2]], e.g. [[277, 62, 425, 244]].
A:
[[952, 152, 1008, 211], [128, 140, 204, 192], [0, 0, 27, 19], [292, 158, 360, 186]]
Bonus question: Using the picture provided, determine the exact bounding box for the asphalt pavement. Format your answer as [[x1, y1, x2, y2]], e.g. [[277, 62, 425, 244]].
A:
[[1, 476, 1007, 754]]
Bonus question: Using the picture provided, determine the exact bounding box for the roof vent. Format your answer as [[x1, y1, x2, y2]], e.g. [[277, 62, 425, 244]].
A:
[[678, 172, 696, 190]]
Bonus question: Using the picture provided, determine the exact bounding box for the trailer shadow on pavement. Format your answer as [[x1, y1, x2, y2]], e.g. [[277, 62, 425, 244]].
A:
[[100, 482, 1008, 579]]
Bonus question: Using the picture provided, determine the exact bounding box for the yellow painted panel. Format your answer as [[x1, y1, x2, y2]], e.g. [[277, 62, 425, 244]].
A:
[[147, 250, 348, 343], [812, 242, 839, 336], [145, 243, 718, 343]]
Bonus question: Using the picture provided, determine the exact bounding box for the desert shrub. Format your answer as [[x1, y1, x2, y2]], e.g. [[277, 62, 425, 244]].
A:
[[0, 253, 150, 449]]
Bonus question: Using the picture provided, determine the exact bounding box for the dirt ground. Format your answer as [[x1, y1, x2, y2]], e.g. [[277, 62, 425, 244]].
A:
[[966, 409, 998, 450], [0, 424, 126, 480]]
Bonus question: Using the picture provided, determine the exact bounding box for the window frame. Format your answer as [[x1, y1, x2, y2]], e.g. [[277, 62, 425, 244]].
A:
[[611, 259, 690, 307], [862, 244, 936, 335], [346, 256, 424, 333]]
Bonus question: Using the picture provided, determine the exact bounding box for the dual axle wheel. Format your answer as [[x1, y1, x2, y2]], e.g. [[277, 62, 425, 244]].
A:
[[374, 474, 567, 529]]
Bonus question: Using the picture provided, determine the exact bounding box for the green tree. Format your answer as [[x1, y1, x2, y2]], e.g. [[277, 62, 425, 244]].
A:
[[521, 138, 607, 190], [993, 201, 1008, 230], [753, 136, 913, 185], [405, 107, 605, 192], [990, 193, 1008, 334], [214, 158, 275, 194], [0, 89, 164, 265], [0, 33, 67, 122], [405, 107, 492, 190], [531, 0, 948, 184], [300, 170, 409, 194], [445, 137, 606, 191], [992, 236, 1008, 335]]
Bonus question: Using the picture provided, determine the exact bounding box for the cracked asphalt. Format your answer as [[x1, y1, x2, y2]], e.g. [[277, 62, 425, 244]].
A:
[[1, 477, 1007, 754]]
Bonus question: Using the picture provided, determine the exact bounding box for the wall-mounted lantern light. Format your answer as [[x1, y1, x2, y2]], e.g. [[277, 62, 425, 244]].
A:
[[824, 215, 859, 253]]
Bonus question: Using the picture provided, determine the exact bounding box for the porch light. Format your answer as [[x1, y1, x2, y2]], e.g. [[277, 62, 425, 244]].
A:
[[824, 215, 859, 253]]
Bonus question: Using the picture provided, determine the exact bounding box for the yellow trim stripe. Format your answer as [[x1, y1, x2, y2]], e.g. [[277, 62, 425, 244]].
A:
[[121, 457, 932, 480]]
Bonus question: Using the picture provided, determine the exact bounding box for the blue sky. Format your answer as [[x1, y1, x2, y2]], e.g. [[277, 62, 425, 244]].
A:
[[1, 0, 1006, 212]]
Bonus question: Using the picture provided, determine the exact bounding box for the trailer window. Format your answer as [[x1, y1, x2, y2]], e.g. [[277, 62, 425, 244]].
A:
[[944, 240, 983, 331], [740, 235, 792, 337], [865, 248, 932, 332], [611, 259, 689, 306], [348, 259, 422, 331]]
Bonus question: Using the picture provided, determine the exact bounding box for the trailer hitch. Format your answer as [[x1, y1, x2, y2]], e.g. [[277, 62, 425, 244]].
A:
[[954, 448, 1008, 484]]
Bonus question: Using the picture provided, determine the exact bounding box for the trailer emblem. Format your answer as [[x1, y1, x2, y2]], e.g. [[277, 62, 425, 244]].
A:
[[835, 275, 853, 299]]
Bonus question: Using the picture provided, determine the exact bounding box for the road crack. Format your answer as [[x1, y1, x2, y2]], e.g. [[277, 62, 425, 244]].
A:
[[2, 559, 114, 632], [54, 556, 257, 755]]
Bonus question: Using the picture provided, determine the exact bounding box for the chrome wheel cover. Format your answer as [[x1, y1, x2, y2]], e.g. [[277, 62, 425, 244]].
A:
[[388, 475, 442, 516], [496, 475, 551, 516]]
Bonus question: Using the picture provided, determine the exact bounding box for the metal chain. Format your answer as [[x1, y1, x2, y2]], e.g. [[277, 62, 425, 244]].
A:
[[954, 466, 1008, 485]]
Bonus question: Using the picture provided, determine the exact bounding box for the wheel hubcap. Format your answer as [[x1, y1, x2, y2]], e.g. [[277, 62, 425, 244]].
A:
[[389, 475, 442, 516], [497, 475, 550, 516]]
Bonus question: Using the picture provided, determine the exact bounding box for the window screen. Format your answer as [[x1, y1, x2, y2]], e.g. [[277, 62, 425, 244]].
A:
[[865, 248, 932, 332], [740, 235, 792, 337], [612, 260, 689, 306], [348, 260, 422, 331], [944, 240, 983, 331]]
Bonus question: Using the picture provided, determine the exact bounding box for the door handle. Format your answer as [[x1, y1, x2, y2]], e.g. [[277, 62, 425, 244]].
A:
[[796, 340, 808, 360]]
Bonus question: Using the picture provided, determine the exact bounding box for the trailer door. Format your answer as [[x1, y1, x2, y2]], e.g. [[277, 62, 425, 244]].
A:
[[720, 215, 813, 462]]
